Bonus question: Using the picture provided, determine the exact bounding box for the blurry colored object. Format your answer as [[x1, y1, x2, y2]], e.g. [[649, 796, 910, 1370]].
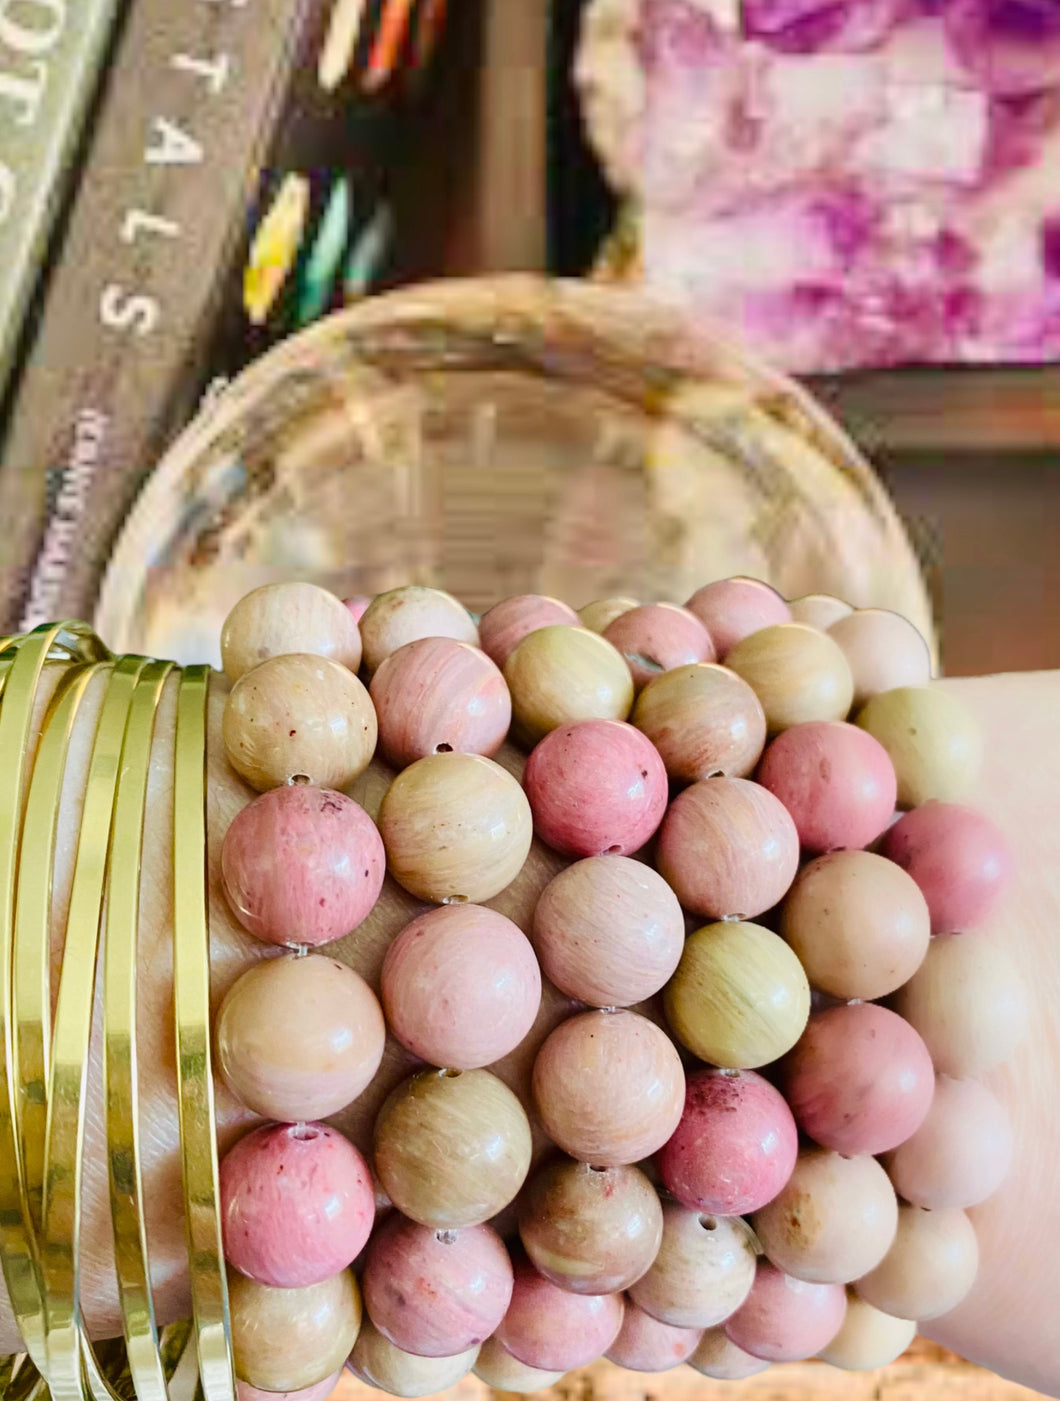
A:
[[577, 0, 1060, 372]]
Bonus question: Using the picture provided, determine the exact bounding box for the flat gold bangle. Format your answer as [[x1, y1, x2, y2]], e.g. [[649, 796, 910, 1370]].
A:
[[172, 667, 234, 1401], [101, 661, 173, 1401], [0, 624, 108, 1374], [40, 655, 148, 1401]]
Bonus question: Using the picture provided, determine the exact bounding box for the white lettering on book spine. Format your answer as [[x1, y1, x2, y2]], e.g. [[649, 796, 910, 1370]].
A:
[[0, 0, 68, 224]]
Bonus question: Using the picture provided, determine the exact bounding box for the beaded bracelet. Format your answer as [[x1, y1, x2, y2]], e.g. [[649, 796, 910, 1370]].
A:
[[207, 578, 1021, 1396]]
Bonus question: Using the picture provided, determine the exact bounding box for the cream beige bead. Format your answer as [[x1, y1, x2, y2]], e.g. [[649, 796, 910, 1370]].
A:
[[221, 581, 362, 681], [222, 653, 377, 791], [885, 1075, 1014, 1210], [856, 685, 982, 808], [788, 595, 853, 631], [374, 1068, 533, 1229], [818, 1293, 916, 1370], [689, 1328, 770, 1379], [828, 609, 932, 706], [350, 1319, 479, 1397], [230, 1269, 361, 1392], [504, 626, 634, 744], [578, 597, 639, 633], [664, 921, 810, 1070], [890, 931, 1029, 1077], [855, 1206, 979, 1322], [628, 1205, 758, 1329], [780, 850, 930, 1002], [752, 1151, 898, 1285], [724, 623, 854, 732], [473, 1338, 565, 1393], [632, 663, 767, 781], [378, 752, 532, 903], [359, 585, 479, 674]]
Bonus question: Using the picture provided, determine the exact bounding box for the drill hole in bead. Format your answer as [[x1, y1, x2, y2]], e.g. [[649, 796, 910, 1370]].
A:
[[434, 1229, 458, 1245], [442, 1069, 462, 1079], [698, 1215, 718, 1232], [604, 845, 622, 855], [442, 894, 470, 905], [588, 1165, 607, 1174], [289, 1125, 321, 1141], [288, 773, 312, 786], [434, 742, 454, 753]]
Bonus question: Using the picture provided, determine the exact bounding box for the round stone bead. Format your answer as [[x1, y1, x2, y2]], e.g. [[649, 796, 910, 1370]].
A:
[[221, 786, 384, 948], [685, 578, 792, 658], [373, 1068, 532, 1229], [495, 1260, 624, 1372], [752, 1150, 898, 1285], [689, 1328, 770, 1379], [358, 585, 479, 675], [578, 597, 639, 634], [881, 802, 1014, 935], [531, 1009, 685, 1167], [891, 931, 1029, 1077], [518, 1160, 663, 1296], [632, 663, 767, 783], [381, 904, 541, 1070], [378, 752, 532, 904], [343, 595, 372, 624], [788, 594, 853, 631], [855, 1205, 979, 1322], [665, 922, 810, 1070], [782, 1003, 935, 1157], [504, 626, 634, 744], [603, 603, 716, 690], [522, 720, 668, 858], [828, 609, 933, 707], [473, 1339, 565, 1392], [221, 582, 363, 682], [725, 624, 854, 731], [230, 1269, 361, 1393], [656, 777, 800, 920], [532, 855, 684, 1007], [236, 1370, 343, 1401], [724, 1262, 847, 1363], [216, 955, 384, 1121], [349, 1320, 479, 1398], [628, 1206, 757, 1329], [780, 850, 931, 1002], [478, 594, 580, 668], [369, 638, 511, 767], [362, 1216, 513, 1357], [657, 1068, 798, 1217], [606, 1301, 703, 1372], [223, 654, 377, 792], [220, 1123, 374, 1288], [885, 1075, 1014, 1210], [818, 1294, 916, 1370], [856, 686, 982, 808], [756, 721, 897, 854]]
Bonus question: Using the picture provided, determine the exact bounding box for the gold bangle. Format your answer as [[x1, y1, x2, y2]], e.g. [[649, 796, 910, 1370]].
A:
[[40, 654, 149, 1401], [173, 667, 234, 1401], [102, 660, 174, 1401]]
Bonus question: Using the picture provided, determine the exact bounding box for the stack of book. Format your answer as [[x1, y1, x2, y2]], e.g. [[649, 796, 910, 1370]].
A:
[[0, 0, 448, 632]]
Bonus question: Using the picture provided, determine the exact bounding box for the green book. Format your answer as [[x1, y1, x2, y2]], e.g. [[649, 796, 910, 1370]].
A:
[[0, 0, 127, 401]]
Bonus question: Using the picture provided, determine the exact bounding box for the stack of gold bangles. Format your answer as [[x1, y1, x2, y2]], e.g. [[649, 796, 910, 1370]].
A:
[[0, 624, 233, 1401]]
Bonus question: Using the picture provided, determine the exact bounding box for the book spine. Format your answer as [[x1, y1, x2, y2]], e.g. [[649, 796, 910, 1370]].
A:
[[0, 0, 127, 403], [0, 0, 323, 632]]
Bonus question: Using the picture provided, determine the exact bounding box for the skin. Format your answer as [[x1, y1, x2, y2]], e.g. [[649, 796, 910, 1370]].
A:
[[2, 667, 1059, 1399]]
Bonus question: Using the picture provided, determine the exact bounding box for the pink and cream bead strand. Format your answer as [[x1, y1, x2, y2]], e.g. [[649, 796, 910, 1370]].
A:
[[210, 578, 1021, 1397]]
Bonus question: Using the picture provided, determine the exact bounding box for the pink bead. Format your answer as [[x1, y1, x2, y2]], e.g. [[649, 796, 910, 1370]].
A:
[[363, 1215, 513, 1357], [606, 1301, 703, 1372], [369, 638, 511, 768], [523, 720, 668, 858], [782, 1003, 935, 1157], [685, 579, 792, 659], [380, 905, 542, 1070], [603, 604, 716, 690], [343, 596, 372, 624], [496, 1260, 625, 1372], [237, 1370, 343, 1401], [657, 1069, 798, 1217], [221, 787, 384, 948], [881, 802, 1014, 934], [656, 777, 800, 920], [478, 594, 580, 668], [220, 1123, 374, 1288], [725, 1262, 847, 1363], [756, 722, 898, 854]]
